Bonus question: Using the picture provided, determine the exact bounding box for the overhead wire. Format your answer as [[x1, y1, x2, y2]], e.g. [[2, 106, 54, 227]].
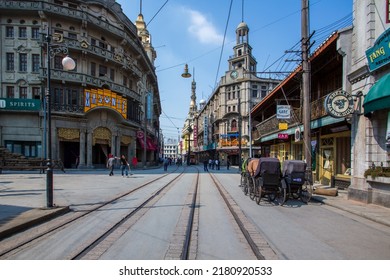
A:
[[213, 0, 233, 88]]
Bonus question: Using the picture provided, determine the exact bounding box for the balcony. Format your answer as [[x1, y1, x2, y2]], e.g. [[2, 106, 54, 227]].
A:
[[256, 95, 328, 137]]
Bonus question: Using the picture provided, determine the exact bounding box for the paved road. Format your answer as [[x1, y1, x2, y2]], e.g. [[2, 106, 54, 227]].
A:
[[1, 166, 390, 260]]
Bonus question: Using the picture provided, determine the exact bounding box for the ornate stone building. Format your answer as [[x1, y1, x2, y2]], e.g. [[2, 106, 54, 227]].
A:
[[0, 0, 161, 168], [188, 21, 280, 166]]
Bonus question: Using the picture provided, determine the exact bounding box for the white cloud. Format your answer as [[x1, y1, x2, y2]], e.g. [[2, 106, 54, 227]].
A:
[[186, 9, 224, 45]]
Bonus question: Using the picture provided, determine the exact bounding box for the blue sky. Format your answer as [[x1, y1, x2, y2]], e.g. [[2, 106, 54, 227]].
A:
[[116, 0, 353, 141]]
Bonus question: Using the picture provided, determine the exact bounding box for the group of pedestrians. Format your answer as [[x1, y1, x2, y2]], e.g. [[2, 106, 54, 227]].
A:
[[106, 154, 135, 177], [203, 158, 231, 172]]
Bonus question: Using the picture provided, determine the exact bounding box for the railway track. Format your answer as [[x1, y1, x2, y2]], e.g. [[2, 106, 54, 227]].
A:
[[0, 167, 277, 260]]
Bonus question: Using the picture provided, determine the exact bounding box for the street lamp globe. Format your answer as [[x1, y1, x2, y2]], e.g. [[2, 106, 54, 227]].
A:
[[62, 56, 76, 71]]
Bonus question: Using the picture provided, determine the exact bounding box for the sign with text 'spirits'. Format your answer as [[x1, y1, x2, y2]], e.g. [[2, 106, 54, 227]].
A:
[[84, 88, 127, 119]]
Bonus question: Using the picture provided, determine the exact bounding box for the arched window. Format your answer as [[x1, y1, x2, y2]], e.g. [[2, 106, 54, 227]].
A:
[[231, 119, 237, 131]]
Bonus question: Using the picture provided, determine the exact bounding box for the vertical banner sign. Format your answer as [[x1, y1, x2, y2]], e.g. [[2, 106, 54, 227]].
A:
[[204, 116, 209, 146], [193, 125, 198, 147], [146, 92, 152, 120]]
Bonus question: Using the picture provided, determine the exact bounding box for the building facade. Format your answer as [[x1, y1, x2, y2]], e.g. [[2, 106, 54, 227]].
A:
[[251, 29, 353, 187], [348, 0, 390, 207], [0, 0, 161, 168], [187, 21, 280, 166]]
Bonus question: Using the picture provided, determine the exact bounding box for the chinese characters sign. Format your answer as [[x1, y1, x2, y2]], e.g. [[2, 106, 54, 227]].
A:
[[84, 88, 127, 119]]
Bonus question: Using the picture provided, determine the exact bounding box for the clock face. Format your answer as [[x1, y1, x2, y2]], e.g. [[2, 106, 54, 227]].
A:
[[230, 70, 238, 79]]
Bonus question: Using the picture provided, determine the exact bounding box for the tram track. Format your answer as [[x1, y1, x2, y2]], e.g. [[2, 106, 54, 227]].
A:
[[0, 168, 183, 259], [1, 166, 278, 260]]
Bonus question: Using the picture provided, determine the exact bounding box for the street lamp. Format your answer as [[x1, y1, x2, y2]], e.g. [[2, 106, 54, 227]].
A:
[[45, 30, 75, 208]]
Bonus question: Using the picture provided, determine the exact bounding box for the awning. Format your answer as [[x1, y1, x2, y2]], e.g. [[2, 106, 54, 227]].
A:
[[363, 73, 390, 116], [137, 137, 157, 151]]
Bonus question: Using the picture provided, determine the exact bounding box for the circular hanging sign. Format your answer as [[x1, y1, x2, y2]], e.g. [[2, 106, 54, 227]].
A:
[[324, 90, 354, 118]]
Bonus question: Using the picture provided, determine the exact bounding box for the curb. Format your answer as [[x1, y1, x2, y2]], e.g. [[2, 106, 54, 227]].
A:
[[0, 206, 70, 240]]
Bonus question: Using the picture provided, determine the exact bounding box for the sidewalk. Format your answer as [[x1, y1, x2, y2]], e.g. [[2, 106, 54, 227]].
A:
[[1, 170, 390, 241]]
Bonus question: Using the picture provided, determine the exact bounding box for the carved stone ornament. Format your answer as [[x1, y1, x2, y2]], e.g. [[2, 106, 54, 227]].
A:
[[58, 128, 80, 140]]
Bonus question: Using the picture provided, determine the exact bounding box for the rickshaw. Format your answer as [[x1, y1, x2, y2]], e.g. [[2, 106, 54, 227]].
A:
[[280, 160, 313, 205], [248, 157, 282, 204]]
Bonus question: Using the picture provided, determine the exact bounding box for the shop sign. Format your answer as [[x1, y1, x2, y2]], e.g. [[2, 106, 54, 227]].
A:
[[277, 105, 291, 119], [324, 90, 354, 118], [279, 123, 288, 130], [278, 133, 289, 140], [366, 27, 390, 72], [84, 88, 127, 119], [0, 98, 41, 111]]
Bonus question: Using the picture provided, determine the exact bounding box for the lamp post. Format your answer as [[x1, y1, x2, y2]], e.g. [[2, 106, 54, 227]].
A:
[[45, 30, 75, 208]]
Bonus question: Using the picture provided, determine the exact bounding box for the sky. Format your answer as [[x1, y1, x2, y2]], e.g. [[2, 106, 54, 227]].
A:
[[116, 0, 353, 142]]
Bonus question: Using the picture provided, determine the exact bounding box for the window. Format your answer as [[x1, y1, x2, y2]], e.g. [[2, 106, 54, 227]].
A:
[[90, 62, 96, 76], [5, 141, 41, 158], [32, 54, 40, 72], [6, 53, 14, 71], [99, 65, 107, 77], [31, 27, 40, 39], [19, 53, 27, 72], [7, 86, 15, 98], [123, 75, 128, 87], [54, 56, 63, 69], [110, 68, 115, 80], [6, 26, 14, 38], [91, 38, 96, 46], [32, 87, 41, 99], [19, 87, 28, 99], [252, 84, 258, 98], [19, 26, 27, 38], [68, 32, 77, 39], [231, 119, 237, 131]]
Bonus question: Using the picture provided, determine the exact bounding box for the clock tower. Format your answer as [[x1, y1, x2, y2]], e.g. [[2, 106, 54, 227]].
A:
[[228, 21, 257, 76]]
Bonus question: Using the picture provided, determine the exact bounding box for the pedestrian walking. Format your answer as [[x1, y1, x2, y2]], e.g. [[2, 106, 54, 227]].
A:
[[163, 157, 169, 171], [203, 159, 209, 172], [120, 155, 132, 177], [107, 154, 118, 176], [227, 158, 231, 170], [215, 159, 220, 170], [132, 156, 138, 169]]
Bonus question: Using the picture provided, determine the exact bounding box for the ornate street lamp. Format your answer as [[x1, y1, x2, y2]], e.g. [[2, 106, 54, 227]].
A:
[[45, 30, 75, 208]]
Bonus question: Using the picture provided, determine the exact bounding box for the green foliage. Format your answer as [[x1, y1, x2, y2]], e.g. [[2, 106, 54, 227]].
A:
[[364, 166, 390, 179]]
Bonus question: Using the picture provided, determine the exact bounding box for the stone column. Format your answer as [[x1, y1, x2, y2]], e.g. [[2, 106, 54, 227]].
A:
[[78, 129, 86, 168], [87, 130, 93, 168]]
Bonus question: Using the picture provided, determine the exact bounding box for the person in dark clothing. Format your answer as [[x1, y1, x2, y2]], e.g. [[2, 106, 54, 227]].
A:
[[120, 155, 131, 177], [203, 159, 209, 172]]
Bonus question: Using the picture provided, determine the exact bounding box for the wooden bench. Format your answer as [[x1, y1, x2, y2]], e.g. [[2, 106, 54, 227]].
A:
[[0, 159, 65, 174]]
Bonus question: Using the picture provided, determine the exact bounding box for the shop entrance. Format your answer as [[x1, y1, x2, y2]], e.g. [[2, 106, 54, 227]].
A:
[[60, 141, 79, 168], [319, 139, 335, 185]]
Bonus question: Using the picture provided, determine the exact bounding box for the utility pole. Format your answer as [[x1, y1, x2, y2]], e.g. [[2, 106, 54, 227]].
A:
[[302, 0, 312, 177]]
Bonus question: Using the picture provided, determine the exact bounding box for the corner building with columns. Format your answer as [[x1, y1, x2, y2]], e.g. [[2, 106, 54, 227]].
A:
[[0, 0, 161, 168]]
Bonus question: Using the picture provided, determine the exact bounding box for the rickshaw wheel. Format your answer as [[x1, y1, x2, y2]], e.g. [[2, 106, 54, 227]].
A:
[[268, 191, 276, 202], [277, 186, 287, 205], [244, 180, 249, 195], [300, 180, 313, 203], [240, 173, 246, 188], [255, 185, 262, 204], [250, 177, 257, 200]]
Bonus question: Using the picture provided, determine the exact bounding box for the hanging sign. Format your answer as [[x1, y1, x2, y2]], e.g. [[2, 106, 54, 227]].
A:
[[279, 123, 288, 130], [277, 105, 291, 119], [278, 133, 289, 140], [324, 90, 354, 118]]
